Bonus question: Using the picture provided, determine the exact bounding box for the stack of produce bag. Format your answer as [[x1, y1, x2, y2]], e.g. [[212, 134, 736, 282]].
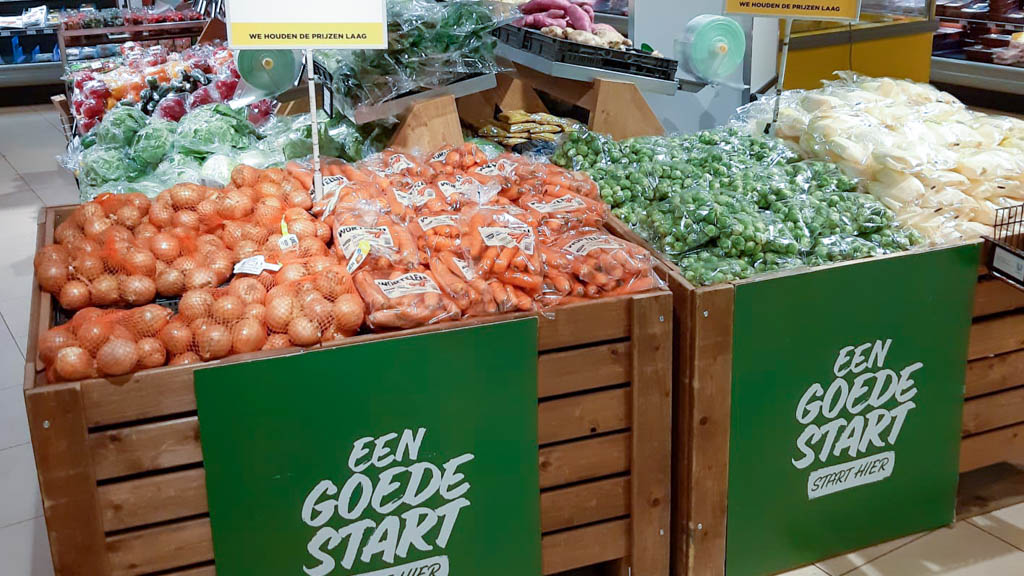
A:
[[734, 72, 1024, 243], [553, 127, 922, 286], [36, 143, 663, 383]]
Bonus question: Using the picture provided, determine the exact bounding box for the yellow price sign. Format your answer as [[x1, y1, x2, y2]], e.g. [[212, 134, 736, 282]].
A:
[[224, 0, 388, 49], [724, 0, 861, 21]]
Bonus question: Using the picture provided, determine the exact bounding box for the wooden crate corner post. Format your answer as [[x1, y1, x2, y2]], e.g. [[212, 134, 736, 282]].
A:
[[24, 383, 110, 576]]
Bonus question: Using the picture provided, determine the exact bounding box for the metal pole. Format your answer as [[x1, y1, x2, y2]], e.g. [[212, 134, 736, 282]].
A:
[[768, 17, 793, 136], [304, 49, 323, 202]]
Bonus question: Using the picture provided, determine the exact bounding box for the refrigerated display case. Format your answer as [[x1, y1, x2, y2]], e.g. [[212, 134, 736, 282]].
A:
[[932, 0, 1024, 95]]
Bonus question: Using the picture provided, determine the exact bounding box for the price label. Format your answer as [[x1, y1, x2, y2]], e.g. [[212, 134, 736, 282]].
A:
[[724, 0, 861, 21]]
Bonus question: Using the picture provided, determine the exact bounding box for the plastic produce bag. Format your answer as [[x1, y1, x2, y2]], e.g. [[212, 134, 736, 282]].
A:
[[538, 230, 663, 304], [94, 106, 148, 148], [353, 268, 461, 330], [130, 119, 177, 167]]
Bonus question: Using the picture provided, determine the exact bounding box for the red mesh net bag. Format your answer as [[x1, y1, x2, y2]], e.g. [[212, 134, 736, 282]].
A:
[[538, 230, 664, 305], [353, 268, 460, 330], [38, 303, 173, 382]]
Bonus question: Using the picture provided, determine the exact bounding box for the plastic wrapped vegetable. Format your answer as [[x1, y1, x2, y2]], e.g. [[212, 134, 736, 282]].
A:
[[354, 269, 461, 330], [94, 106, 148, 148], [78, 145, 145, 188], [131, 120, 178, 167], [175, 104, 259, 157], [539, 230, 663, 304]]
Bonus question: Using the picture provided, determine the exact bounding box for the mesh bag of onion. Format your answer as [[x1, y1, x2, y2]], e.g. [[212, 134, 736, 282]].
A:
[[38, 304, 173, 383]]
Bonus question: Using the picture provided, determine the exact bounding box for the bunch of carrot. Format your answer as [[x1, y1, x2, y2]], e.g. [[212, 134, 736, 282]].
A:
[[284, 142, 662, 318]]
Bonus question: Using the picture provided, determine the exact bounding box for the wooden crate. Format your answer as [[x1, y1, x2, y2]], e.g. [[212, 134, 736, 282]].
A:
[[960, 260, 1024, 473], [605, 218, 980, 576], [25, 206, 674, 576]]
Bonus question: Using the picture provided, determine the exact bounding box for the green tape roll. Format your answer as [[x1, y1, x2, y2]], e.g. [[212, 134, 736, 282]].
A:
[[675, 15, 746, 83], [235, 49, 302, 95]]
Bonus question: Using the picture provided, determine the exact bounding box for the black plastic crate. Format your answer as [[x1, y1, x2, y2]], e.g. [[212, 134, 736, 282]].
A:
[[494, 24, 678, 82]]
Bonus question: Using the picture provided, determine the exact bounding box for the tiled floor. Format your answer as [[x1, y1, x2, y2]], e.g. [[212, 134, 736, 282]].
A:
[[0, 105, 1023, 576]]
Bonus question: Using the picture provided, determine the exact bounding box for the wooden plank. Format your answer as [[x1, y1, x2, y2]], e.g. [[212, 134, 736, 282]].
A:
[[538, 296, 632, 350], [540, 476, 630, 533], [89, 416, 202, 480], [98, 468, 208, 532], [589, 79, 664, 139], [538, 342, 630, 398], [82, 372, 196, 427], [389, 94, 464, 153], [541, 519, 630, 575], [628, 293, 672, 576], [962, 386, 1024, 435], [538, 387, 630, 445], [686, 285, 734, 576], [966, 350, 1024, 398], [960, 422, 1024, 472], [24, 383, 110, 576], [968, 312, 1024, 360], [106, 517, 213, 576], [974, 277, 1024, 317], [539, 432, 631, 489]]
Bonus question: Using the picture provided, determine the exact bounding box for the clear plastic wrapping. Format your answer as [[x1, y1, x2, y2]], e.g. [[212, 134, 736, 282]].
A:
[[733, 72, 1024, 243]]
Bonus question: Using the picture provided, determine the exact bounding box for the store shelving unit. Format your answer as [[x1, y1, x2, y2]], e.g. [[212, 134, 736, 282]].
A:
[[56, 19, 208, 72], [931, 2, 1024, 95]]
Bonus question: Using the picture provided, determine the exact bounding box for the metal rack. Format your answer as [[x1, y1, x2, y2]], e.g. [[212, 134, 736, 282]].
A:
[[985, 204, 1024, 288]]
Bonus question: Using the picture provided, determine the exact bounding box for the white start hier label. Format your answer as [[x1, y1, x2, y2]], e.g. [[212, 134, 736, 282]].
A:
[[563, 235, 621, 256], [527, 195, 586, 214], [418, 215, 458, 231]]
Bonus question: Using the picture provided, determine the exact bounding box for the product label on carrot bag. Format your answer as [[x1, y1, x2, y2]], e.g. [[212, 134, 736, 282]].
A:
[[527, 195, 587, 213], [393, 181, 435, 208], [475, 163, 502, 177], [375, 272, 442, 298], [418, 214, 458, 231], [497, 159, 517, 177], [479, 226, 535, 255], [320, 175, 351, 214], [437, 180, 458, 198], [233, 255, 283, 275], [384, 154, 415, 175], [337, 225, 394, 273], [563, 234, 621, 255], [452, 257, 476, 280], [430, 149, 450, 163]]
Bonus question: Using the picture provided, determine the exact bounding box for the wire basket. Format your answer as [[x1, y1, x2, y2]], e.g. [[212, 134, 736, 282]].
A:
[[985, 203, 1024, 286]]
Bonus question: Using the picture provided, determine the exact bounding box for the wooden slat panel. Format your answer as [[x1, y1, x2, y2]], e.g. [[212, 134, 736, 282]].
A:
[[629, 293, 672, 576], [24, 383, 111, 575], [962, 386, 1024, 435], [89, 416, 202, 480], [538, 342, 630, 398], [966, 350, 1024, 398], [106, 517, 213, 576], [539, 432, 630, 489], [82, 373, 196, 428], [687, 285, 734, 576], [540, 476, 629, 533], [538, 388, 630, 445], [974, 277, 1024, 317], [538, 296, 631, 350], [98, 468, 207, 532], [960, 422, 1024, 472], [541, 519, 629, 575], [969, 313, 1024, 360]]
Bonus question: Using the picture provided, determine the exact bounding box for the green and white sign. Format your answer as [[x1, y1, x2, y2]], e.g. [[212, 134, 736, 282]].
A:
[[726, 244, 979, 576], [195, 319, 541, 576]]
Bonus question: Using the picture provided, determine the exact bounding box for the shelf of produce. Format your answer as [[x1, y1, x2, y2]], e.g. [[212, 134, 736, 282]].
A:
[[352, 73, 498, 124], [0, 26, 56, 36], [495, 43, 687, 95], [26, 204, 673, 576], [59, 20, 208, 47], [931, 55, 1024, 95], [0, 60, 62, 87], [938, 15, 1024, 32]]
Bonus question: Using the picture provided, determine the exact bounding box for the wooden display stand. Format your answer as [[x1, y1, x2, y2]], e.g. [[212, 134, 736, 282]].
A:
[[961, 248, 1024, 474], [458, 72, 665, 140], [25, 207, 673, 576], [606, 218, 981, 576]]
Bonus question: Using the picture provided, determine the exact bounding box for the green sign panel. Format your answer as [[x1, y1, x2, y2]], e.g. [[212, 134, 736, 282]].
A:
[[195, 319, 541, 576], [726, 244, 979, 576]]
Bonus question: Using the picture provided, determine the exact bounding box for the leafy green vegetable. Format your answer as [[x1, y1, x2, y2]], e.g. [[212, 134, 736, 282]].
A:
[[553, 128, 922, 285], [175, 104, 259, 157], [130, 120, 177, 167], [78, 145, 144, 187], [93, 106, 148, 148]]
